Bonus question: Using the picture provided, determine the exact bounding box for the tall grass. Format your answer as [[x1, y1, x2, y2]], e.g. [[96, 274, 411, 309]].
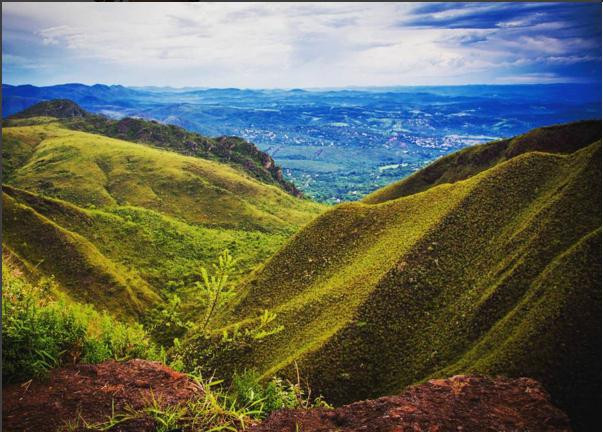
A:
[[2, 259, 162, 382]]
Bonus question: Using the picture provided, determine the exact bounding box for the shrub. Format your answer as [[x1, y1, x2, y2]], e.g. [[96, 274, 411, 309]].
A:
[[2, 262, 162, 382], [196, 249, 237, 331], [231, 369, 331, 418], [143, 294, 191, 347], [169, 309, 284, 378]]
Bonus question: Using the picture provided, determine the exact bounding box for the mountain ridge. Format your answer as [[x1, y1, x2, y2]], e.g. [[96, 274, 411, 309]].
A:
[[6, 99, 301, 197], [2, 111, 324, 319], [364, 119, 601, 204]]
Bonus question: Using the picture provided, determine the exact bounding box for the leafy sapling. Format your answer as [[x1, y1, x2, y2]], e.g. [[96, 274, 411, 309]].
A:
[[197, 250, 237, 331]]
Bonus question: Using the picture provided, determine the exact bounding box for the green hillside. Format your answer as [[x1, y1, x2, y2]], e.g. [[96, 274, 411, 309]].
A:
[[2, 117, 324, 319], [364, 119, 601, 204], [7, 99, 301, 196], [222, 126, 601, 429], [3, 105, 600, 429]]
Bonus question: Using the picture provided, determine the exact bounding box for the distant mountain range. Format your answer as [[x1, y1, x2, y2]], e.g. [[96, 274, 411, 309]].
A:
[[4, 82, 601, 202]]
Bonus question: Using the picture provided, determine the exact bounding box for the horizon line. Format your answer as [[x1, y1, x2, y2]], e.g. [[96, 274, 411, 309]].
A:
[[4, 81, 601, 92]]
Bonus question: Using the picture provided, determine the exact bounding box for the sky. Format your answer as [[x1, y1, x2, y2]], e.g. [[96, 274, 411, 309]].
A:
[[2, 2, 601, 88]]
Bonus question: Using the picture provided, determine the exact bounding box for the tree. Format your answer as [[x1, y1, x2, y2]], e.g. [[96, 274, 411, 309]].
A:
[[197, 250, 237, 331]]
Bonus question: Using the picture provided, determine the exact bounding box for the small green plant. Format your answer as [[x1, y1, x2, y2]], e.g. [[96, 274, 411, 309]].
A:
[[231, 365, 331, 418], [170, 308, 285, 378], [86, 374, 261, 431], [221, 310, 284, 343], [143, 293, 192, 347], [197, 250, 237, 331]]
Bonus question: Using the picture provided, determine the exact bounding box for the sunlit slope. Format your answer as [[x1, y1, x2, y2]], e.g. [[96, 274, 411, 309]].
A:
[[8, 99, 302, 196], [363, 119, 601, 204], [3, 121, 323, 230], [2, 120, 324, 318], [2, 191, 159, 318], [228, 138, 601, 428]]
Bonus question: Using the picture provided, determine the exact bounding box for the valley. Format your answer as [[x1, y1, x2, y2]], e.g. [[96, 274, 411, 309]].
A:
[[2, 101, 601, 431], [4, 83, 601, 202]]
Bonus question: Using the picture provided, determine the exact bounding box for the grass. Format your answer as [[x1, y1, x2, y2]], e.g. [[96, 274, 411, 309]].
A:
[[219, 134, 601, 430], [2, 257, 162, 382], [8, 99, 302, 196], [59, 368, 327, 431], [3, 109, 600, 430], [3, 122, 323, 229]]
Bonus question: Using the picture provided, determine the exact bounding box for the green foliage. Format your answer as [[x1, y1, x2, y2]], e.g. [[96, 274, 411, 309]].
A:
[[2, 119, 323, 319], [143, 294, 192, 347], [222, 310, 284, 342], [8, 99, 302, 196], [198, 250, 237, 331], [171, 309, 285, 379], [231, 369, 330, 418], [1, 261, 162, 382], [73, 368, 327, 431]]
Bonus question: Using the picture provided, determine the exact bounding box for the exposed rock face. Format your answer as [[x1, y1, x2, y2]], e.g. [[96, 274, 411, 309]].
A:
[[2, 359, 202, 432], [250, 375, 572, 432]]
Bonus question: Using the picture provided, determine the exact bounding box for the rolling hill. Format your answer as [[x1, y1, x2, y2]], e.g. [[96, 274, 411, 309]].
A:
[[7, 99, 301, 196], [219, 121, 601, 430], [2, 103, 324, 318]]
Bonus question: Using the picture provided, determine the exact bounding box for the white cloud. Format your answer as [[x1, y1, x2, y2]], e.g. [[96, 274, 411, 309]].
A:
[[2, 2, 599, 87]]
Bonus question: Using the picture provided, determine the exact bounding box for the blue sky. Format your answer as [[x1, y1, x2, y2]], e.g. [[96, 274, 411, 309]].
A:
[[2, 2, 601, 88]]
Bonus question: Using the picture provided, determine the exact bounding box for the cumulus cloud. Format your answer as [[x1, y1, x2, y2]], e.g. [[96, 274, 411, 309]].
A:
[[2, 2, 600, 87]]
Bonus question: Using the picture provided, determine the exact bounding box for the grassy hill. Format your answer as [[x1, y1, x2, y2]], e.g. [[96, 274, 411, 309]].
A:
[[3, 103, 600, 429], [221, 123, 601, 430], [364, 119, 601, 204], [2, 116, 324, 319], [8, 99, 301, 196]]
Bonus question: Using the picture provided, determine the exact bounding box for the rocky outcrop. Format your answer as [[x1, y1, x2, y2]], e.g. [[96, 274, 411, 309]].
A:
[[2, 363, 572, 432], [250, 375, 572, 432]]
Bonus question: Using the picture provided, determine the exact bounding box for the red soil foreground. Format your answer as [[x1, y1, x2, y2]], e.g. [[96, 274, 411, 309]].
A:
[[249, 375, 572, 432], [2, 360, 571, 432], [2, 359, 202, 431]]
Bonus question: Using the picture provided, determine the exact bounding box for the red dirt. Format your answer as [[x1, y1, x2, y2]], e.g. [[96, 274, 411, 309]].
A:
[[249, 375, 572, 432], [3, 362, 572, 432], [2, 359, 202, 432]]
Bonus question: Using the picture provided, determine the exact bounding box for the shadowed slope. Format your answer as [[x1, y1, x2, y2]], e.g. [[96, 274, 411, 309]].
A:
[[2, 192, 159, 318], [224, 131, 601, 430]]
